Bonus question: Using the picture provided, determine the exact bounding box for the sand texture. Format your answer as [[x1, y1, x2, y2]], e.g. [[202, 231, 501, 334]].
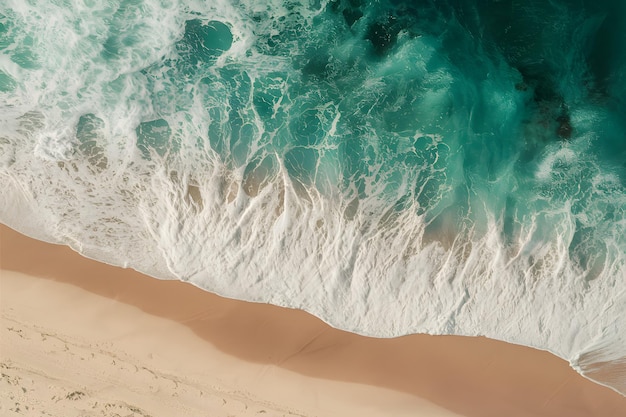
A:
[[1, 225, 626, 417]]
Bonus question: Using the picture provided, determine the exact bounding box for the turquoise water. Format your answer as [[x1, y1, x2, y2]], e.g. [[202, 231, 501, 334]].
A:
[[53, 3, 626, 265], [2, 0, 626, 376]]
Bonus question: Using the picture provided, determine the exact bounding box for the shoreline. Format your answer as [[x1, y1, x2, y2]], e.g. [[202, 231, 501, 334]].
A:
[[2, 224, 626, 416]]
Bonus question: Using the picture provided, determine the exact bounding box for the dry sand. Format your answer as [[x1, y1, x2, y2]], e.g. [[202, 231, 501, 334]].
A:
[[1, 224, 625, 417]]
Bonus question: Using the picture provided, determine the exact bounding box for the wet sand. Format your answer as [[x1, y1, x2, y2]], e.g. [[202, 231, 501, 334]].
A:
[[2, 224, 625, 416]]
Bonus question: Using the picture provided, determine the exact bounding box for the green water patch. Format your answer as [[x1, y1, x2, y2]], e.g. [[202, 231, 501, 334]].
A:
[[289, 107, 329, 147], [8, 33, 39, 69], [207, 105, 227, 158], [229, 118, 258, 167], [178, 20, 232, 66], [100, 0, 143, 61], [136, 118, 176, 160], [0, 70, 16, 92], [252, 73, 289, 124], [365, 15, 403, 57], [100, 0, 165, 66], [284, 146, 319, 186], [0, 12, 14, 51]]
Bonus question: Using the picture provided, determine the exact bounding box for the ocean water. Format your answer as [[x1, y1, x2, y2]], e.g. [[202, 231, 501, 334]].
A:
[[1, 0, 625, 393]]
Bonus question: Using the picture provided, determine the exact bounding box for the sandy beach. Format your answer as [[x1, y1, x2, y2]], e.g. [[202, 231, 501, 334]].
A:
[[1, 224, 625, 417]]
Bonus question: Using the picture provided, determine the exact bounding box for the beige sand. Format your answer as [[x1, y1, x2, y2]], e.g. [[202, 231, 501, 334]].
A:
[[1, 225, 625, 417]]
